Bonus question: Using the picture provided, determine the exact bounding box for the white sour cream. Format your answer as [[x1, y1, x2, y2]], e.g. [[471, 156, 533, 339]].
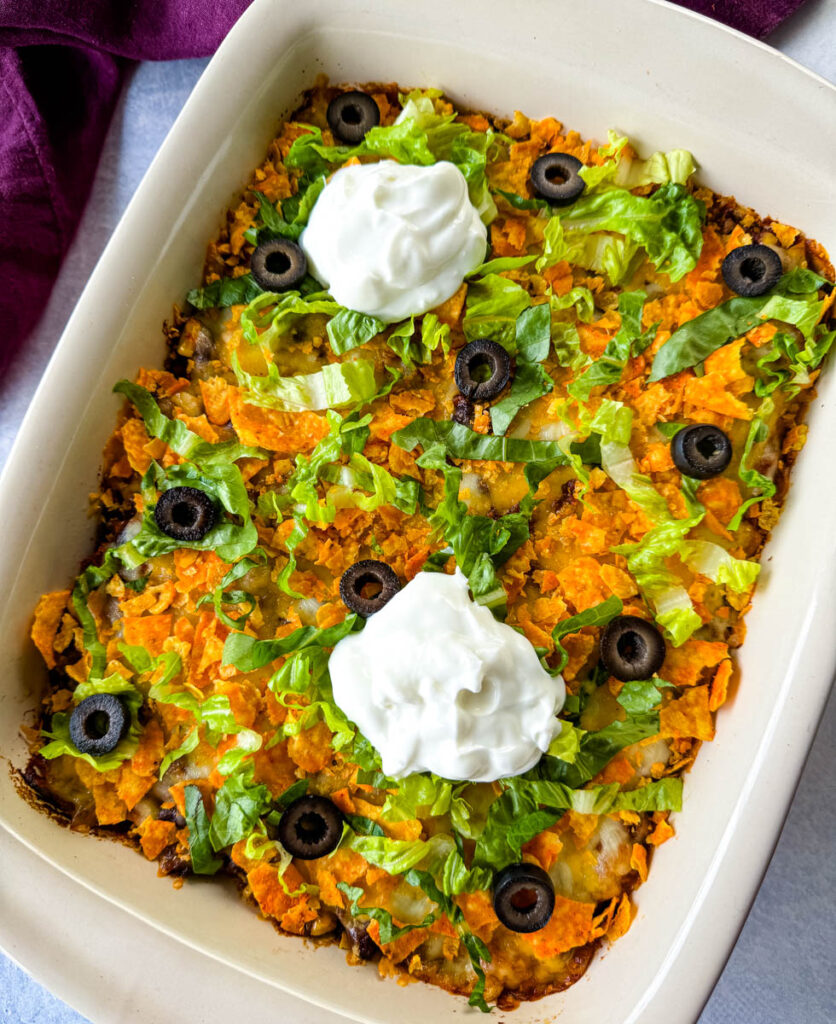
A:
[[329, 570, 565, 782], [300, 160, 487, 323]]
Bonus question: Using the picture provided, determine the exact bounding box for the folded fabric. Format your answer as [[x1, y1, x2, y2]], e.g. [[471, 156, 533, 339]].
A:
[[0, 0, 807, 374]]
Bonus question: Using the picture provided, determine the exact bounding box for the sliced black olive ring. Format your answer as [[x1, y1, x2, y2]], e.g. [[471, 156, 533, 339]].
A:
[[251, 238, 308, 293], [154, 486, 217, 542], [493, 863, 555, 933], [277, 795, 344, 860], [600, 615, 666, 682], [529, 152, 586, 206], [721, 244, 782, 297], [69, 694, 130, 757], [671, 424, 732, 480], [339, 560, 401, 617], [454, 339, 512, 403], [326, 90, 381, 145]]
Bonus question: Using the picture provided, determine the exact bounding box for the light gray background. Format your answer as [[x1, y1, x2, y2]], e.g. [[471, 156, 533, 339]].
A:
[[1, 1, 834, 1021]]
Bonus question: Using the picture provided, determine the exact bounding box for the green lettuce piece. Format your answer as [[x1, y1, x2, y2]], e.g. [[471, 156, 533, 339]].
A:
[[337, 882, 437, 943], [548, 284, 596, 322], [612, 515, 704, 646], [569, 291, 656, 401], [208, 765, 272, 851], [615, 148, 696, 188], [546, 720, 585, 762], [392, 417, 569, 468], [222, 613, 359, 671], [158, 727, 200, 780], [383, 774, 454, 821], [552, 321, 591, 373], [342, 832, 453, 876], [232, 353, 377, 411], [320, 451, 421, 517], [551, 596, 623, 673], [649, 268, 829, 381], [114, 380, 262, 467], [679, 539, 760, 593], [184, 786, 223, 874], [215, 729, 263, 776], [240, 290, 342, 356], [490, 303, 554, 435], [727, 400, 777, 530], [558, 182, 704, 282], [616, 679, 672, 715], [326, 309, 385, 355], [537, 214, 640, 287], [186, 274, 264, 310], [132, 460, 259, 564], [196, 549, 266, 630], [39, 674, 144, 772], [114, 381, 261, 562], [244, 183, 326, 247], [463, 273, 531, 348], [285, 112, 501, 224]]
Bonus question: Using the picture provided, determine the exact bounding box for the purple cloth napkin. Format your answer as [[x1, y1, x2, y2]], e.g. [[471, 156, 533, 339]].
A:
[[0, 0, 806, 375]]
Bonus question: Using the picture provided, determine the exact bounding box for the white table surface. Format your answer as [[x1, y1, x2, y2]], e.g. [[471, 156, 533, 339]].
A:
[[1, 3, 834, 1021]]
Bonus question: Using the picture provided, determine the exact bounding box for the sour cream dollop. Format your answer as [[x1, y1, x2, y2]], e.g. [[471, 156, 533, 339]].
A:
[[300, 160, 487, 323], [329, 571, 565, 782]]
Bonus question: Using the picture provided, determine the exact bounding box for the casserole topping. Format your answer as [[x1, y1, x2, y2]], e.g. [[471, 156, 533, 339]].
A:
[[21, 80, 835, 1012], [329, 569, 565, 781], [301, 160, 487, 321]]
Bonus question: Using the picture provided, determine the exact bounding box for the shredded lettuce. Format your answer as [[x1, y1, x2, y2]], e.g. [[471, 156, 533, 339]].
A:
[[326, 309, 385, 355], [569, 291, 657, 401], [39, 673, 144, 772], [551, 595, 623, 673], [463, 273, 531, 348], [240, 290, 341, 358], [186, 274, 264, 311], [557, 183, 704, 283], [207, 764, 272, 851], [232, 353, 377, 411], [616, 679, 673, 715], [285, 109, 501, 224], [490, 303, 554, 435], [727, 399, 777, 530], [222, 613, 360, 671], [196, 549, 266, 630], [392, 417, 569, 469], [649, 268, 829, 381], [679, 539, 761, 592], [184, 786, 223, 874], [337, 882, 437, 943]]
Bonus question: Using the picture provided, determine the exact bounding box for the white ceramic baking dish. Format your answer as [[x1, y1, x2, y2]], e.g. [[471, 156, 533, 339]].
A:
[[1, 0, 834, 1021]]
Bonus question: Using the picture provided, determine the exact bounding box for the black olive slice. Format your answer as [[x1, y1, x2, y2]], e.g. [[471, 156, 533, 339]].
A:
[[671, 424, 733, 480], [339, 560, 401, 617], [154, 486, 216, 542], [529, 152, 586, 206], [277, 795, 344, 860], [327, 90, 381, 145], [69, 694, 130, 757], [454, 339, 512, 402], [721, 244, 783, 297], [493, 863, 555, 933], [600, 615, 666, 682], [251, 238, 308, 293]]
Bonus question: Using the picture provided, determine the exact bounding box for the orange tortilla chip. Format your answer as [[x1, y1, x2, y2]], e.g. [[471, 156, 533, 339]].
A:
[[661, 639, 728, 688], [606, 893, 634, 942], [122, 613, 173, 656], [521, 893, 595, 958], [630, 843, 648, 883], [228, 388, 328, 453], [660, 684, 715, 741], [199, 377, 232, 425], [31, 590, 70, 668], [647, 815, 675, 847], [709, 659, 733, 711]]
